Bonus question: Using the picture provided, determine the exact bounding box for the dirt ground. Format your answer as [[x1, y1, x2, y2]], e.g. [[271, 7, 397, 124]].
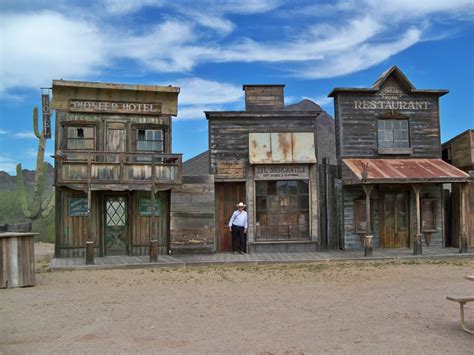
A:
[[1, 245, 473, 354]]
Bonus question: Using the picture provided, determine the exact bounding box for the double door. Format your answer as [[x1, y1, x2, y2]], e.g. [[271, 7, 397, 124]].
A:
[[381, 191, 410, 248]]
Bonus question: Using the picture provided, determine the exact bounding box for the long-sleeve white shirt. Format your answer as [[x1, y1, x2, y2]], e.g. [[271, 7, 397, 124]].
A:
[[228, 210, 248, 229]]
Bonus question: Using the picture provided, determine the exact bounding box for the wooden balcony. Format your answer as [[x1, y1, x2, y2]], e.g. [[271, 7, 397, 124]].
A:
[[55, 151, 182, 190]]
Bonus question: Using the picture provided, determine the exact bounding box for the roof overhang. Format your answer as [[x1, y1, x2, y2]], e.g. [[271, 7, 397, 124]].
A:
[[342, 158, 469, 185]]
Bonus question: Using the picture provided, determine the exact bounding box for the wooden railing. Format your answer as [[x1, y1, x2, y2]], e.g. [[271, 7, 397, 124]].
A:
[[55, 150, 182, 185]]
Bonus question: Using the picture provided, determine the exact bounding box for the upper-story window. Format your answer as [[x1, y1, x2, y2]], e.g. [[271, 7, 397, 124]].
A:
[[66, 126, 95, 150], [136, 129, 163, 152], [377, 119, 409, 149]]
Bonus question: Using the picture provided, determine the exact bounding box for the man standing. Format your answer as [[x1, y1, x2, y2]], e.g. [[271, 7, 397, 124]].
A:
[[228, 202, 248, 254]]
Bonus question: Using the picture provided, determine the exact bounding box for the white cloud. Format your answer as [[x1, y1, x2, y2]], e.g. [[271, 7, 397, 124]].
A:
[[298, 27, 422, 79], [1, 1, 473, 96], [14, 131, 37, 139], [0, 129, 8, 135], [174, 78, 243, 105], [0, 11, 107, 93]]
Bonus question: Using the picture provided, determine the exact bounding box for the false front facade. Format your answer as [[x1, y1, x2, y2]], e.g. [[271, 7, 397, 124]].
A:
[[52, 80, 182, 262]]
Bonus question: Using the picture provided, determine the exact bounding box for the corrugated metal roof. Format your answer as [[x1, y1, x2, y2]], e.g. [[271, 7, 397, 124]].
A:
[[343, 158, 469, 183]]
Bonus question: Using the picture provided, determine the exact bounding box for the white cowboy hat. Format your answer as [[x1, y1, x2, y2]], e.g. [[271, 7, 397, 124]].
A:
[[236, 202, 246, 208]]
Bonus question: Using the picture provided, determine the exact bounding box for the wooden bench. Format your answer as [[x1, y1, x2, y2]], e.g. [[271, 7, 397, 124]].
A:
[[446, 296, 474, 335]]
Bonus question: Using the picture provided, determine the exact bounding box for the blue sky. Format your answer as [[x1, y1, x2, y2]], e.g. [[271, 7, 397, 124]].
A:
[[0, 0, 473, 174]]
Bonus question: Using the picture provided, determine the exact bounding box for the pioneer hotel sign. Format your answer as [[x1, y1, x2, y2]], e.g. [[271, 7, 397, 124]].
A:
[[70, 100, 161, 115]]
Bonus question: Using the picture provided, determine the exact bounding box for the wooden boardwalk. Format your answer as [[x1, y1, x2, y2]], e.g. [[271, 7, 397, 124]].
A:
[[50, 247, 474, 271]]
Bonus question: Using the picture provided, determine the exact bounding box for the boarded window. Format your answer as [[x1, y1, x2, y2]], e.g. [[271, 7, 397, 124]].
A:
[[421, 198, 436, 231], [255, 180, 309, 241], [139, 198, 161, 217], [377, 119, 409, 148], [69, 197, 88, 216], [66, 126, 95, 150]]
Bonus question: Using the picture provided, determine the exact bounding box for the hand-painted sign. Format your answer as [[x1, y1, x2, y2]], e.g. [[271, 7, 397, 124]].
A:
[[254, 165, 309, 180], [70, 100, 162, 115], [42, 94, 51, 138]]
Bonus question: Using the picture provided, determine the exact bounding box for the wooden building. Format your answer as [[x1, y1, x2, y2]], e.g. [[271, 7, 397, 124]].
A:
[[170, 151, 215, 253], [329, 66, 470, 252], [205, 85, 337, 253], [442, 129, 474, 247], [52, 80, 182, 262]]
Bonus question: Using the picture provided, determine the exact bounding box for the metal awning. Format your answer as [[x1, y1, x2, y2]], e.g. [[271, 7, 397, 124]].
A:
[[342, 158, 469, 185]]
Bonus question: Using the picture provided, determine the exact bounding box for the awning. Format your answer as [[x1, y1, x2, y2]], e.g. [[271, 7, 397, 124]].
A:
[[342, 158, 469, 185]]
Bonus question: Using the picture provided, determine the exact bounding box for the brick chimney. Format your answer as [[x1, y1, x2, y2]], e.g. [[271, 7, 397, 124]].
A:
[[243, 85, 285, 111]]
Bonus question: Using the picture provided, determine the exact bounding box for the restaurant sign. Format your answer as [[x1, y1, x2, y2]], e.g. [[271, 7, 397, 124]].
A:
[[70, 100, 161, 115], [254, 165, 309, 180]]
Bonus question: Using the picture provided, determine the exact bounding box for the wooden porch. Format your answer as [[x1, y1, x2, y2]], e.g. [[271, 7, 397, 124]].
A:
[[50, 246, 474, 271]]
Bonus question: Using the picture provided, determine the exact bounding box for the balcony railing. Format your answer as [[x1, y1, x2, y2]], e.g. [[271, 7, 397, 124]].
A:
[[55, 150, 182, 186]]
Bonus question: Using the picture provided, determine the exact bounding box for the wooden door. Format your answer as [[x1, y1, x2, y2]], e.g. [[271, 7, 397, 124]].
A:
[[104, 195, 128, 255], [382, 192, 409, 248], [106, 127, 126, 162], [215, 182, 246, 251]]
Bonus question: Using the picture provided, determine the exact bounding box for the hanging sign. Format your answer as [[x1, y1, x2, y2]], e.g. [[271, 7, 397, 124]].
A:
[[42, 94, 51, 138]]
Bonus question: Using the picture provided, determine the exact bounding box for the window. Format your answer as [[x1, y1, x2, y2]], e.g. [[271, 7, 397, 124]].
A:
[[69, 197, 88, 216], [255, 180, 309, 241], [136, 129, 163, 152], [66, 126, 95, 150], [139, 198, 161, 217], [377, 119, 409, 149]]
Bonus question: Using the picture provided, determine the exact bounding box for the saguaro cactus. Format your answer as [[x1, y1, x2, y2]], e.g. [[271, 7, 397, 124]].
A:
[[16, 107, 55, 220]]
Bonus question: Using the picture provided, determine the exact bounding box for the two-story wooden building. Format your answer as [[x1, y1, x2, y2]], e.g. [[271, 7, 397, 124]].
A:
[[329, 66, 470, 252], [205, 85, 337, 253], [52, 80, 182, 263]]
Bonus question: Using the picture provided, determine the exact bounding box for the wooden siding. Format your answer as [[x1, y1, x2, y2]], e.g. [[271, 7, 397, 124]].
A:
[[442, 129, 474, 171], [52, 81, 179, 116], [56, 189, 101, 257], [334, 75, 443, 161], [244, 85, 284, 111], [208, 117, 318, 179], [343, 186, 381, 249], [170, 175, 215, 253], [130, 191, 170, 255], [0, 233, 35, 288]]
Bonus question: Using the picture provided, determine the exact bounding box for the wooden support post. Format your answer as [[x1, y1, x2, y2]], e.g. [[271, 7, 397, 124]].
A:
[[364, 235, 373, 257], [459, 183, 468, 253], [362, 184, 373, 257], [150, 158, 158, 262], [412, 184, 423, 255], [86, 185, 94, 265]]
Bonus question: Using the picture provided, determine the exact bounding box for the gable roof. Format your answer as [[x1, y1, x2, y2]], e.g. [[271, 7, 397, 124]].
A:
[[328, 66, 449, 97], [183, 151, 209, 176]]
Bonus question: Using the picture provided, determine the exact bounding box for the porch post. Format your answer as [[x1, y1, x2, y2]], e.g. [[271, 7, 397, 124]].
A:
[[85, 184, 94, 265], [412, 184, 423, 255], [459, 183, 468, 253], [362, 184, 373, 257], [150, 183, 158, 262]]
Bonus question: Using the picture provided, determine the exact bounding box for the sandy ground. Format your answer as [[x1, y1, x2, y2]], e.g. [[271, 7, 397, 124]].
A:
[[1, 245, 473, 354]]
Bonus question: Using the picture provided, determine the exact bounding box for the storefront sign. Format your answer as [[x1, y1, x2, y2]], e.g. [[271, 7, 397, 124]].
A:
[[254, 165, 309, 180], [70, 100, 161, 115], [353, 100, 430, 110], [42, 94, 51, 138]]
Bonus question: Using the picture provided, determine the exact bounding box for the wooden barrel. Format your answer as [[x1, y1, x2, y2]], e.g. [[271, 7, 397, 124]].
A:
[[0, 232, 37, 288]]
